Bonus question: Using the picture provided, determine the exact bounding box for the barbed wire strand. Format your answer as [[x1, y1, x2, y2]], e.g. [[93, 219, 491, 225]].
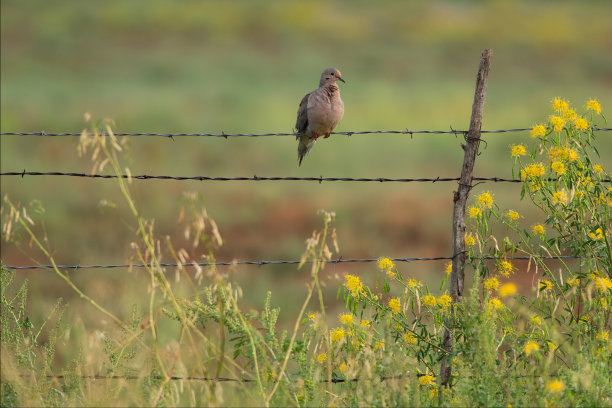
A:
[[4, 255, 581, 271], [2, 171, 610, 184], [1, 127, 611, 138]]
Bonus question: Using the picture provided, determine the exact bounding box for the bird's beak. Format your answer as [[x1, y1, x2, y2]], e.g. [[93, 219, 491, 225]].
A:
[[338, 77, 346, 83]]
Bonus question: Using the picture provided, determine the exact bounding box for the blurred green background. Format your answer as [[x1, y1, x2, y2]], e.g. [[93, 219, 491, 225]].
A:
[[1, 0, 611, 335]]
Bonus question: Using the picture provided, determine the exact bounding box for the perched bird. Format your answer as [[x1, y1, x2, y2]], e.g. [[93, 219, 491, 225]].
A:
[[295, 67, 345, 166]]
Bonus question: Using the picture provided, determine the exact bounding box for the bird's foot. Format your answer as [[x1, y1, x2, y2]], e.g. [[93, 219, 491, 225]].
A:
[[324, 132, 331, 138], [312, 132, 320, 140]]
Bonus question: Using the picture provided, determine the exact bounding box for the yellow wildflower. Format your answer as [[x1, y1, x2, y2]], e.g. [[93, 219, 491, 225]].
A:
[[404, 333, 417, 345], [331, 328, 345, 342], [567, 148, 579, 161], [468, 205, 482, 219], [340, 313, 354, 325], [429, 388, 438, 399], [586, 99, 602, 115], [437, 294, 452, 310], [596, 331, 609, 341], [489, 298, 503, 312], [547, 341, 557, 351], [594, 277, 612, 291], [423, 295, 437, 307], [593, 164, 604, 174], [511, 144, 527, 157], [546, 380, 565, 393], [566, 277, 580, 287], [360, 320, 371, 328], [484, 277, 500, 291], [477, 191, 494, 209], [378, 257, 395, 272], [551, 161, 565, 175], [465, 233, 476, 247], [445, 261, 452, 276], [497, 260, 516, 277], [419, 374, 435, 386], [552, 97, 569, 112], [532, 224, 546, 236], [588, 228, 604, 240], [548, 146, 566, 160], [563, 109, 577, 121], [550, 115, 566, 132], [539, 280, 553, 292], [308, 313, 317, 321], [374, 341, 384, 351], [524, 340, 540, 355], [316, 353, 327, 363], [521, 163, 546, 180], [505, 210, 520, 221], [407, 278, 421, 288], [589, 270, 602, 280], [531, 124, 547, 138], [573, 117, 589, 130], [552, 190, 569, 205], [530, 315, 542, 326], [388, 298, 401, 314], [499, 283, 517, 297], [344, 274, 364, 297], [339, 362, 347, 373]]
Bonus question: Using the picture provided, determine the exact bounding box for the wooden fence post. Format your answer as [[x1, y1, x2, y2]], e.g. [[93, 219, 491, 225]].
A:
[[439, 48, 492, 386]]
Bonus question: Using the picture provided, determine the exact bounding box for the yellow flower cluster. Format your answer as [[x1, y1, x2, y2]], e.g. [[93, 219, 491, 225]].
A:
[[573, 117, 589, 130], [524, 340, 539, 355], [468, 206, 481, 219], [499, 283, 517, 297], [532, 224, 546, 236], [505, 210, 520, 221], [552, 97, 569, 112], [586, 99, 602, 115], [316, 353, 327, 363], [588, 228, 604, 240], [344, 274, 364, 297], [550, 161, 565, 175], [484, 277, 500, 291], [331, 328, 345, 342], [437, 294, 452, 310], [404, 333, 417, 345], [539, 280, 553, 292], [511, 144, 527, 157], [418, 374, 435, 386], [594, 277, 612, 291], [552, 190, 569, 206], [566, 277, 580, 287], [422, 295, 437, 307], [377, 257, 395, 272], [340, 313, 354, 325], [488, 298, 503, 313], [465, 233, 477, 246], [445, 262, 452, 276], [548, 146, 579, 162], [388, 298, 401, 314], [550, 115, 566, 132], [531, 124, 547, 138], [547, 380, 565, 393], [530, 315, 542, 326], [497, 260, 515, 277], [521, 163, 546, 180], [477, 192, 494, 209]]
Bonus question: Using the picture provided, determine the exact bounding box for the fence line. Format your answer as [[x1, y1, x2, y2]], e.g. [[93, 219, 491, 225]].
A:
[[3, 171, 610, 184], [4, 255, 581, 271], [2, 127, 611, 139]]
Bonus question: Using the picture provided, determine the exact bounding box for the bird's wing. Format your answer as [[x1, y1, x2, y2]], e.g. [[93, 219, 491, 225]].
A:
[[295, 92, 311, 138]]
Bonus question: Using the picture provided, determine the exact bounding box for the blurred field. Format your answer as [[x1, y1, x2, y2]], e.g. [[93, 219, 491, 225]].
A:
[[1, 0, 612, 354]]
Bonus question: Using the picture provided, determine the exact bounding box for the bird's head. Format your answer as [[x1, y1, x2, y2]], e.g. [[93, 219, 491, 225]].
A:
[[319, 68, 345, 87]]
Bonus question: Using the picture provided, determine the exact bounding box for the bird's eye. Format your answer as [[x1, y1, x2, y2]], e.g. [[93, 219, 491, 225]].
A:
[[330, 72, 335, 76]]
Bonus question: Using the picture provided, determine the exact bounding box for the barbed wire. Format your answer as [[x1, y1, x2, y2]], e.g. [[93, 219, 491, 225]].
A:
[[2, 171, 610, 184], [4, 255, 581, 271], [2, 127, 610, 139]]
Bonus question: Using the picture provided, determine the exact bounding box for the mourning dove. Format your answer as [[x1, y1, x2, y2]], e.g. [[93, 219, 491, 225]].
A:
[[295, 67, 345, 166]]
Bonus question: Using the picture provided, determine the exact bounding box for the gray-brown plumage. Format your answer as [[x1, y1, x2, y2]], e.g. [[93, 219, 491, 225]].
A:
[[295, 68, 345, 166]]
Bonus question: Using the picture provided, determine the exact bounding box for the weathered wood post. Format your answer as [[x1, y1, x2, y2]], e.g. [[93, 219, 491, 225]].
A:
[[439, 49, 492, 386]]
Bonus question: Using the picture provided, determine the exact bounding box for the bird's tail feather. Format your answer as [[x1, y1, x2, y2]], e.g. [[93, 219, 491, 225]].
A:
[[297, 135, 316, 166]]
